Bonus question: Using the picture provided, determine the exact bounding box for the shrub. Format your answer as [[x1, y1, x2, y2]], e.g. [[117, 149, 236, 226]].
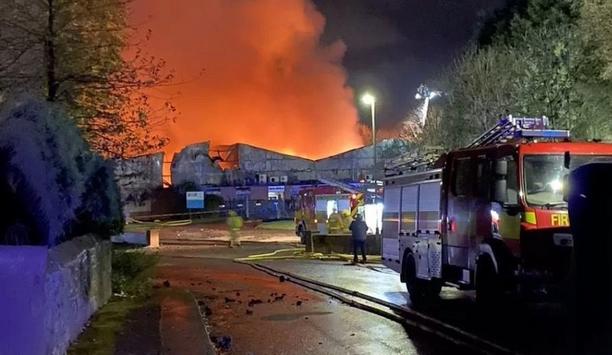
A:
[[0, 98, 123, 246], [111, 249, 158, 298]]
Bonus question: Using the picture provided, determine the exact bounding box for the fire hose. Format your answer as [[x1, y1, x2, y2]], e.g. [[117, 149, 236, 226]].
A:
[[126, 217, 193, 227]]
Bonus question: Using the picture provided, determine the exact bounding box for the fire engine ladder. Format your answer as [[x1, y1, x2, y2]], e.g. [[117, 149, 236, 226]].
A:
[[317, 177, 361, 194], [384, 146, 444, 176], [467, 116, 570, 148]]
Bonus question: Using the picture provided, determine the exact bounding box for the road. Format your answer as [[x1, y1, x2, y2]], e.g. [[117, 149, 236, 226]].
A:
[[156, 243, 461, 355], [257, 259, 575, 354], [152, 223, 576, 355]]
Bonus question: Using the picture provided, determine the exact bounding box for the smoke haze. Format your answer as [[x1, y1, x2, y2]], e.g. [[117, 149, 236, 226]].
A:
[[132, 0, 365, 160]]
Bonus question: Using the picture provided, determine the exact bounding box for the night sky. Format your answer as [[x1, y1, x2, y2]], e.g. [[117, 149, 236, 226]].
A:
[[133, 0, 509, 159], [313, 0, 508, 128]]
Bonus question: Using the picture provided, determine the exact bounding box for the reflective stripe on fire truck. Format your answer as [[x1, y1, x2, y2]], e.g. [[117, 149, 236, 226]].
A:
[[524, 211, 537, 225]]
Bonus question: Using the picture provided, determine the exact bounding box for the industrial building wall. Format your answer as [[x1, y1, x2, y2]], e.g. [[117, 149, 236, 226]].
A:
[[114, 152, 165, 215], [238, 144, 317, 183], [316, 139, 410, 181]]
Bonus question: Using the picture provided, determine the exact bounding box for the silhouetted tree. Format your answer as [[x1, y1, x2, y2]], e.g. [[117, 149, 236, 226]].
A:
[[0, 0, 175, 158]]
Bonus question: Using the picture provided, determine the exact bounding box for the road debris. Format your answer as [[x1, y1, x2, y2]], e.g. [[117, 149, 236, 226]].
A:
[[211, 336, 232, 351]]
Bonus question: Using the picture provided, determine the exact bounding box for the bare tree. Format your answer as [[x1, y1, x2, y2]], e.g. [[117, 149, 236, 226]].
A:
[[399, 108, 423, 142], [0, 0, 175, 158]]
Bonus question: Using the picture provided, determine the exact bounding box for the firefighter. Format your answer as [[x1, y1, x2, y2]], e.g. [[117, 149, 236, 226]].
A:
[[327, 208, 343, 234], [226, 210, 243, 248], [349, 213, 368, 264], [341, 210, 352, 232]]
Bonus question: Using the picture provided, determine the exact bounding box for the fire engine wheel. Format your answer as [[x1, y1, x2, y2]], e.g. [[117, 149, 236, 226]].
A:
[[475, 256, 501, 305], [404, 253, 440, 305]]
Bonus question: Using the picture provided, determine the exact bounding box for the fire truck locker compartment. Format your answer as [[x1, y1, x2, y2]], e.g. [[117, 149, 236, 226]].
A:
[[383, 178, 442, 276], [382, 186, 401, 273], [418, 181, 441, 233], [400, 185, 418, 234], [414, 181, 442, 280], [398, 185, 419, 271]]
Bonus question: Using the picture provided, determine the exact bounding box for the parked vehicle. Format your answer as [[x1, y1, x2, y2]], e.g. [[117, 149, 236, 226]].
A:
[[382, 116, 612, 304]]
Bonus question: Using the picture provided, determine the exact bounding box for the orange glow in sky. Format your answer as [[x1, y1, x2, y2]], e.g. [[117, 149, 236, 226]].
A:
[[132, 0, 365, 160]]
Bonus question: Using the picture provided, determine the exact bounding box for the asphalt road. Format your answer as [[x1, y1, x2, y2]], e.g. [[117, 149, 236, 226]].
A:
[[258, 259, 577, 355], [156, 243, 461, 355]]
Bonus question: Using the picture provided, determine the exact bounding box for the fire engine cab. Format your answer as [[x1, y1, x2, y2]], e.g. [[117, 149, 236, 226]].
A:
[[382, 117, 612, 303]]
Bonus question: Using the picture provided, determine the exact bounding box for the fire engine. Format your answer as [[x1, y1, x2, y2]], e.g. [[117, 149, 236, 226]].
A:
[[382, 116, 612, 304], [295, 178, 382, 241]]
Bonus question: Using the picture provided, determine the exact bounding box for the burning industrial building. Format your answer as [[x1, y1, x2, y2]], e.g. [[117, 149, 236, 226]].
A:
[[115, 140, 410, 218]]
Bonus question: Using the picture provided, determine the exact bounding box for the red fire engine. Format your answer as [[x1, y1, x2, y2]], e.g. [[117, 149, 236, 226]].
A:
[[294, 184, 365, 241], [382, 117, 612, 303]]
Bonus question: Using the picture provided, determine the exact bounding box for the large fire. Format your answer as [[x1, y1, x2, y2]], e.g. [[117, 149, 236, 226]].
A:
[[132, 0, 365, 160]]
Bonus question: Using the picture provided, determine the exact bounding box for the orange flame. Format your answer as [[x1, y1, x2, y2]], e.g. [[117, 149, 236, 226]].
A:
[[132, 0, 364, 160]]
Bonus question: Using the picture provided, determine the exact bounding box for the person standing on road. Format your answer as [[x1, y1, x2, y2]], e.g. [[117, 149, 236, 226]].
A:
[[226, 210, 243, 248], [349, 213, 368, 264]]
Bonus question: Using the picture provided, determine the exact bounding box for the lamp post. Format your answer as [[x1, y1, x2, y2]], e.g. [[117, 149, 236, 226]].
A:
[[361, 93, 379, 234], [361, 93, 377, 180]]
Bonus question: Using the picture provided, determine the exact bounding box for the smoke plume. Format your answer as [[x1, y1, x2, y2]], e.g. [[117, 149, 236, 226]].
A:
[[132, 0, 364, 160]]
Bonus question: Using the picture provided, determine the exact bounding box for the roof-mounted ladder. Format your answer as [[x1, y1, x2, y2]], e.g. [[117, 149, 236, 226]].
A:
[[317, 177, 361, 194], [467, 116, 570, 148]]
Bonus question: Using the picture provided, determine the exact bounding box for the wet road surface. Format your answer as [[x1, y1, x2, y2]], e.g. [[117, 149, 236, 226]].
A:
[[260, 259, 575, 355], [156, 244, 461, 355]]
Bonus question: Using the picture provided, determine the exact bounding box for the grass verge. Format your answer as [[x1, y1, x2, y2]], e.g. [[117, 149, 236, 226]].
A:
[[68, 248, 158, 355]]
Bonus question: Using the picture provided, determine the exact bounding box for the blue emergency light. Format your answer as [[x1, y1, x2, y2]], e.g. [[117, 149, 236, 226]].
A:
[[517, 129, 571, 139]]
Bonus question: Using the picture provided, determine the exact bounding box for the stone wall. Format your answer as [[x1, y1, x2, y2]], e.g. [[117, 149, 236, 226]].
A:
[[0, 235, 112, 355]]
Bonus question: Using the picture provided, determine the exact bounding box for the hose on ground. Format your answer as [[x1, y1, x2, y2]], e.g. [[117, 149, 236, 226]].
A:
[[126, 217, 193, 227], [234, 247, 349, 262], [233, 247, 382, 263]]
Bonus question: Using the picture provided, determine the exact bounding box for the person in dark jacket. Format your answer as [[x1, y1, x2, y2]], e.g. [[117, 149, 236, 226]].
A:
[[349, 213, 368, 264]]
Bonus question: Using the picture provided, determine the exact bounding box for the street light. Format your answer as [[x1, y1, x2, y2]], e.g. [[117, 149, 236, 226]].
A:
[[361, 92, 380, 234], [361, 93, 377, 180]]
